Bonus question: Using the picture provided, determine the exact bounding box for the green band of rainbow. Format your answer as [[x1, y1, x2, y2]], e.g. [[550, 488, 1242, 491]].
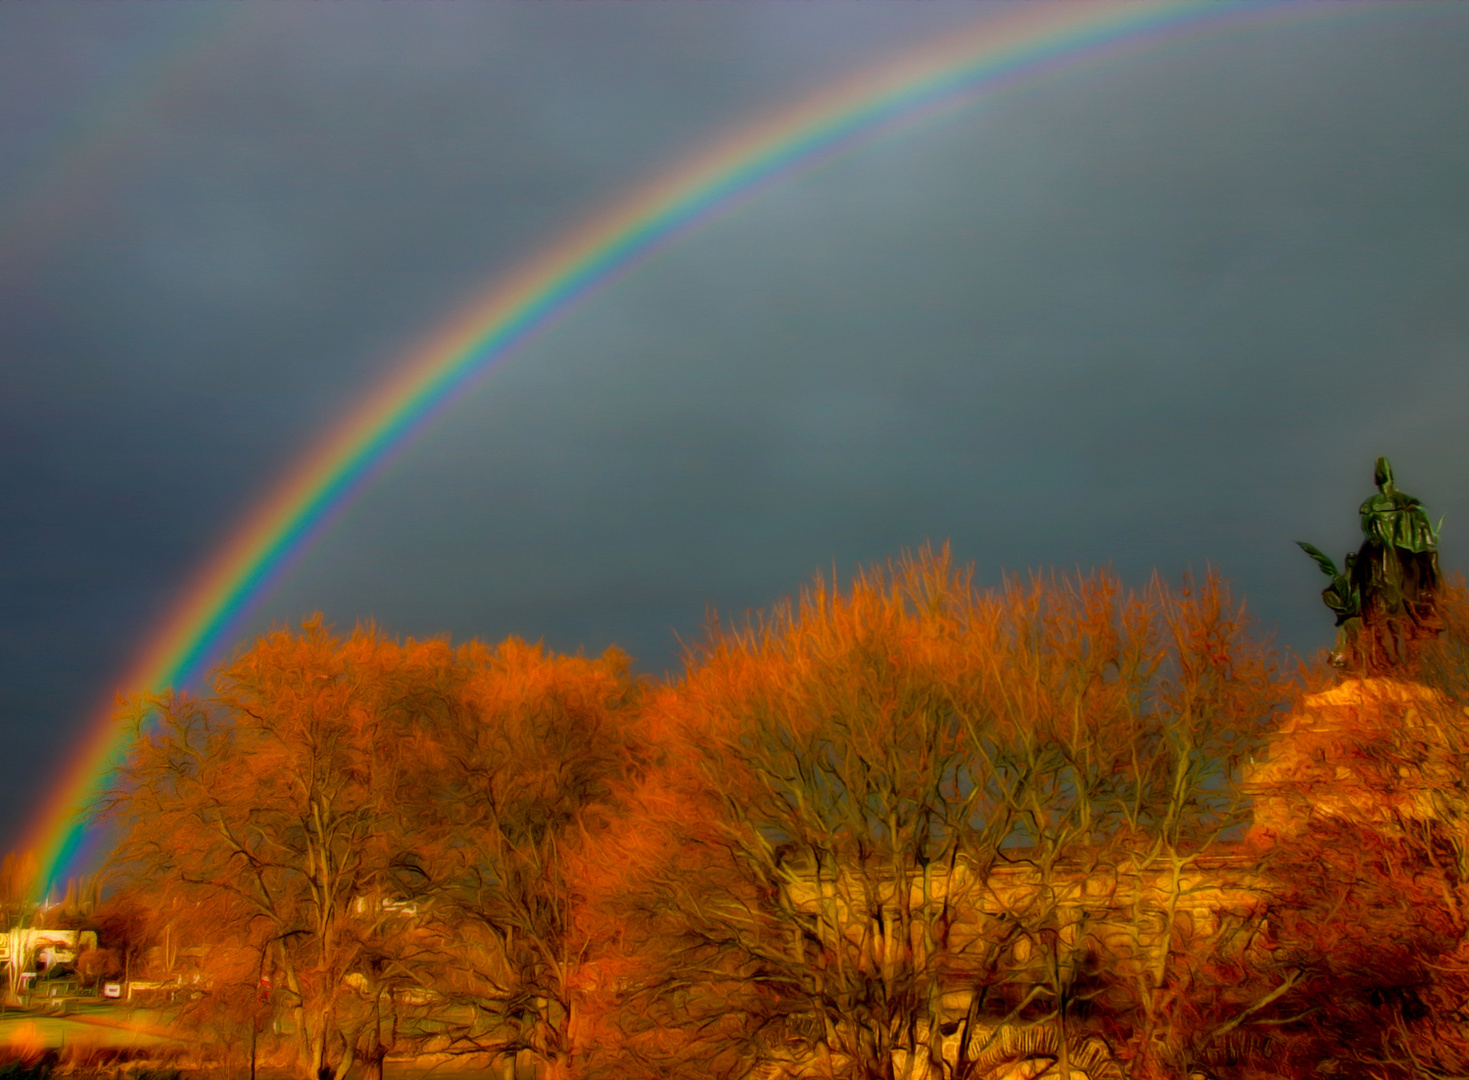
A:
[[23, 0, 1323, 896]]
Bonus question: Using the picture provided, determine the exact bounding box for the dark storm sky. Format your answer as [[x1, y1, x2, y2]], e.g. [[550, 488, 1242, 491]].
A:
[[3, 2, 1468, 853]]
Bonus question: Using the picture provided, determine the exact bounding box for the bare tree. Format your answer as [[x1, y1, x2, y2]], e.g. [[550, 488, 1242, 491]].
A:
[[402, 638, 646, 1080], [591, 548, 1286, 1080], [102, 618, 466, 1080], [0, 851, 39, 931]]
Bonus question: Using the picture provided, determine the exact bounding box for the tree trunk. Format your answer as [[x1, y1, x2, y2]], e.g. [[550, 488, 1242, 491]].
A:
[[361, 1047, 386, 1080]]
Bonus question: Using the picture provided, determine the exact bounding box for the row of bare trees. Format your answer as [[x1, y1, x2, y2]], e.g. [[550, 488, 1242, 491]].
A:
[[95, 547, 1469, 1080]]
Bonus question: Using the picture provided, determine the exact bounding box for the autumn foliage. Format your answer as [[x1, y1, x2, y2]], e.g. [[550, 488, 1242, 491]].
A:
[[573, 550, 1286, 1080], [91, 554, 1469, 1080], [103, 621, 643, 1080]]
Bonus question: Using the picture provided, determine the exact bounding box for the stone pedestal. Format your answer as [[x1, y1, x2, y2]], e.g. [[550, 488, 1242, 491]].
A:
[[1243, 677, 1464, 841]]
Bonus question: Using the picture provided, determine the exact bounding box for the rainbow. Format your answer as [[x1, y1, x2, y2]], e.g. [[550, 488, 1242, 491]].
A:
[[23, 0, 1333, 896]]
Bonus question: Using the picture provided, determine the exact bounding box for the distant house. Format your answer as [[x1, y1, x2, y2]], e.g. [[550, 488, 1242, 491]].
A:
[[1, 927, 98, 1002]]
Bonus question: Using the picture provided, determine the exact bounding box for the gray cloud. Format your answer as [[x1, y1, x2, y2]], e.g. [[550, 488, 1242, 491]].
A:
[[2, 2, 1468, 853]]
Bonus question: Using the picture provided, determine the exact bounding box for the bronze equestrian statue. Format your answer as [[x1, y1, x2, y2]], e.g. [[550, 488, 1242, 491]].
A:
[[1298, 457, 1442, 671]]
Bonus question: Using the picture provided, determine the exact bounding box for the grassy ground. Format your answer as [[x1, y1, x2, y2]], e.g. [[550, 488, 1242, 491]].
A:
[[0, 1008, 512, 1080], [0, 1008, 537, 1080], [0, 1003, 183, 1052]]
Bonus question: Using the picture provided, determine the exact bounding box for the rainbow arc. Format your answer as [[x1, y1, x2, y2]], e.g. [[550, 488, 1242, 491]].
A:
[[23, 0, 1332, 896]]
